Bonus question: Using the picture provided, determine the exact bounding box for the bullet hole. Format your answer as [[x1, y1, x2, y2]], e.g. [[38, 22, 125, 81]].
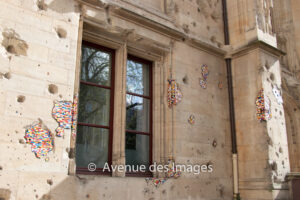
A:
[[267, 78, 270, 82], [6, 45, 16, 54], [66, 148, 75, 159], [270, 73, 275, 81], [182, 75, 188, 84], [192, 22, 196, 27], [35, 194, 38, 198], [211, 11, 220, 21], [2, 29, 28, 56], [270, 162, 277, 171], [279, 147, 283, 153], [46, 179, 53, 185], [210, 36, 216, 43], [276, 152, 279, 157], [4, 72, 11, 79], [48, 84, 58, 94], [0, 189, 11, 200], [59, 94, 62, 98], [197, 8, 201, 12], [217, 185, 224, 198], [17, 95, 25, 103], [86, 194, 90, 198], [279, 111, 282, 116], [0, 166, 2, 170], [294, 108, 297, 111], [19, 139, 25, 144], [162, 190, 166, 194], [282, 160, 285, 166], [207, 26, 210, 30], [170, 185, 175, 190], [206, 161, 212, 167], [68, 18, 71, 22], [275, 108, 277, 112], [47, 72, 50, 75], [267, 136, 273, 146], [41, 194, 51, 200], [182, 24, 190, 34], [37, 0, 47, 10], [55, 28, 67, 39], [182, 38, 186, 42], [34, 189, 36, 192], [212, 139, 217, 147]]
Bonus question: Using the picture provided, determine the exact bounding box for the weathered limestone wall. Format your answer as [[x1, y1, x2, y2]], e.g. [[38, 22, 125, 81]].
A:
[[227, 0, 277, 48], [272, 0, 300, 173], [0, 0, 80, 199], [0, 0, 233, 200], [232, 47, 290, 199]]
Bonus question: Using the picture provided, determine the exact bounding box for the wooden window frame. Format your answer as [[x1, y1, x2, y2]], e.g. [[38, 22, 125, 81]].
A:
[[125, 55, 153, 177], [76, 40, 115, 175]]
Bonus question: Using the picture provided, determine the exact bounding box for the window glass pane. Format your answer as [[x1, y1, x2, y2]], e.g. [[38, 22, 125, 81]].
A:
[[81, 45, 111, 86], [126, 94, 150, 132], [76, 126, 109, 168], [125, 133, 149, 169], [78, 84, 110, 126], [126, 60, 149, 96]]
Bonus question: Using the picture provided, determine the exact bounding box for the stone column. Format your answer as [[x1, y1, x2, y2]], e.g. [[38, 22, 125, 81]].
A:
[[232, 44, 290, 199]]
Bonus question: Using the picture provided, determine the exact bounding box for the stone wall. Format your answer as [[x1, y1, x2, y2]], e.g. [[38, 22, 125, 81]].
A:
[[0, 0, 234, 200]]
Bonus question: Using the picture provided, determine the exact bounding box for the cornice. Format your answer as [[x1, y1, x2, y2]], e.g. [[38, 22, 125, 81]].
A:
[[76, 0, 226, 57]]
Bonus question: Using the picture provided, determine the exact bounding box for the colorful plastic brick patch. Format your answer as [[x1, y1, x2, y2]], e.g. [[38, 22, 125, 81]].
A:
[[145, 161, 181, 187], [167, 79, 183, 108], [199, 64, 209, 89], [145, 178, 167, 188], [256, 89, 272, 122], [71, 94, 78, 138], [24, 123, 54, 158], [52, 100, 72, 137], [52, 94, 79, 137]]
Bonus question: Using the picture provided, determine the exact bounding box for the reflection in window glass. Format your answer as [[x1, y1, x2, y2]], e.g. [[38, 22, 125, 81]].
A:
[[125, 133, 149, 168], [78, 84, 110, 126], [125, 57, 151, 172], [81, 45, 111, 86], [76, 43, 114, 173], [126, 94, 150, 132], [76, 126, 109, 168], [126, 60, 149, 96]]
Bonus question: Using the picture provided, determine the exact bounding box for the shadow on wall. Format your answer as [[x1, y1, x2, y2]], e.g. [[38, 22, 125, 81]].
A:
[[274, 189, 290, 200]]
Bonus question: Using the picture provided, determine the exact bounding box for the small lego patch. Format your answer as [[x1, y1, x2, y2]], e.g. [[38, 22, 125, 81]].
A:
[[256, 89, 271, 122], [188, 115, 195, 125], [199, 64, 209, 89], [167, 79, 182, 108]]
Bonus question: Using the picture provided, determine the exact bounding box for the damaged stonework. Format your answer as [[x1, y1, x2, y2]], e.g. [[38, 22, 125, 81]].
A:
[[24, 120, 54, 158], [1, 28, 28, 56]]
